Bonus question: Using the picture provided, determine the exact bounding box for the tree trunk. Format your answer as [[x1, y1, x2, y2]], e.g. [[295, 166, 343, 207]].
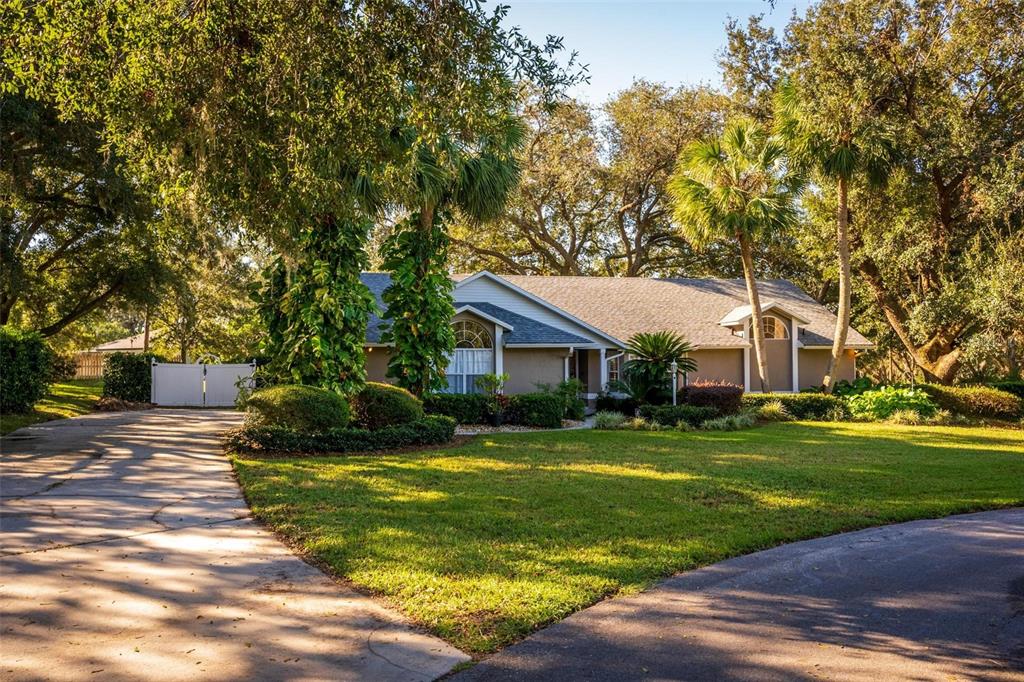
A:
[[143, 309, 151, 351], [823, 176, 851, 392], [739, 234, 770, 393]]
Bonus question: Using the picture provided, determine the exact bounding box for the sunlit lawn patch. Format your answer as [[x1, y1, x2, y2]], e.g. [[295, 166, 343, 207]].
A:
[[232, 422, 1024, 653], [0, 379, 102, 435]]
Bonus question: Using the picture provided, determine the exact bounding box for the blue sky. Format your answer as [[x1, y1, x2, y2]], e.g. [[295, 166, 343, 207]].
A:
[[502, 0, 810, 104]]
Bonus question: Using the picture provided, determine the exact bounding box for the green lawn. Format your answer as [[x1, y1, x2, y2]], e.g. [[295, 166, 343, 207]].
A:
[[0, 379, 103, 435], [232, 422, 1024, 654]]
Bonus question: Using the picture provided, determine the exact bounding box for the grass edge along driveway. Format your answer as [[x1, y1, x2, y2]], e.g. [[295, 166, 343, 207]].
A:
[[0, 379, 102, 435], [232, 421, 1024, 654]]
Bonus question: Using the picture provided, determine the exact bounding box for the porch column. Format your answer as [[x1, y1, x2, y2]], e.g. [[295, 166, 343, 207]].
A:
[[563, 349, 572, 381], [599, 347, 608, 392], [494, 327, 504, 377], [742, 327, 751, 393], [790, 318, 799, 392]]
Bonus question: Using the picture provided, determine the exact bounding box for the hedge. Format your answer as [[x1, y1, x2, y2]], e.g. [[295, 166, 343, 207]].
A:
[[102, 352, 158, 402], [423, 393, 490, 424], [0, 326, 52, 413], [742, 393, 850, 420], [638, 404, 719, 427], [226, 415, 456, 454], [683, 381, 743, 415], [352, 382, 423, 430], [506, 392, 564, 428], [920, 384, 1023, 420], [245, 384, 351, 432], [991, 380, 1024, 400]]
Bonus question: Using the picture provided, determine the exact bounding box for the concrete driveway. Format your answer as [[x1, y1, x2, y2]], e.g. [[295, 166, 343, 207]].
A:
[[458, 508, 1024, 681], [1, 410, 467, 681]]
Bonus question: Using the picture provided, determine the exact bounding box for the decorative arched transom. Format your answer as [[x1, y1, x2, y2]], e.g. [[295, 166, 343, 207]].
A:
[[453, 319, 492, 349], [751, 315, 790, 340]]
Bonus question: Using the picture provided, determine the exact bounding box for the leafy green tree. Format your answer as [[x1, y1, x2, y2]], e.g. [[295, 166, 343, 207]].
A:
[[0, 96, 165, 337], [383, 121, 524, 395], [669, 119, 801, 392]]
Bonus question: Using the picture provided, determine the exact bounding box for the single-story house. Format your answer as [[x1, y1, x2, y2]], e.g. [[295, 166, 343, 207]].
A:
[[74, 331, 158, 379], [362, 271, 871, 396]]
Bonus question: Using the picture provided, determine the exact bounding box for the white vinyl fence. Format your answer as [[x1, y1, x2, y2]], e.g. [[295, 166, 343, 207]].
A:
[[151, 362, 255, 407]]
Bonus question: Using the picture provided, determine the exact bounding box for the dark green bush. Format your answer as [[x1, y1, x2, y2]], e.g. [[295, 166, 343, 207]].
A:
[[423, 392, 490, 424], [352, 381, 424, 430], [991, 380, 1024, 400], [596, 394, 639, 416], [920, 384, 1023, 420], [49, 353, 78, 381], [0, 326, 52, 413], [683, 381, 743, 415], [506, 392, 564, 428], [226, 415, 456, 453], [102, 352, 158, 402], [245, 384, 351, 433], [742, 393, 850, 420], [639, 404, 719, 427]]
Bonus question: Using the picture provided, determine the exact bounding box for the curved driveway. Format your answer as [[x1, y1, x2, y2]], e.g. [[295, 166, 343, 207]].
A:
[[1, 410, 467, 681], [458, 507, 1024, 681]]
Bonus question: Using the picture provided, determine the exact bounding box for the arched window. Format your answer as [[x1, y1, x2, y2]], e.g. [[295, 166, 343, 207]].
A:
[[753, 315, 790, 340], [453, 319, 492, 349]]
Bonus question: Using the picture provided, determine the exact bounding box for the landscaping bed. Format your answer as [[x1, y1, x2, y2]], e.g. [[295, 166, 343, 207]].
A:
[[232, 421, 1024, 654]]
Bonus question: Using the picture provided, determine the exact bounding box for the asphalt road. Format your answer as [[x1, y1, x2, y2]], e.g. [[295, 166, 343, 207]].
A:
[[457, 508, 1024, 681]]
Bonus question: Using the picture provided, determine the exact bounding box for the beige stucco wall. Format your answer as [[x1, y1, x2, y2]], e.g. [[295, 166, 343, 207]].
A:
[[365, 347, 395, 384], [504, 348, 567, 393], [586, 350, 603, 393], [687, 349, 744, 386], [748, 339, 793, 392], [798, 348, 856, 389]]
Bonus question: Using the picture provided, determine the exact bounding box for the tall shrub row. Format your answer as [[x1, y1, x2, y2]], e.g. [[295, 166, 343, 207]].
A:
[[0, 326, 52, 413]]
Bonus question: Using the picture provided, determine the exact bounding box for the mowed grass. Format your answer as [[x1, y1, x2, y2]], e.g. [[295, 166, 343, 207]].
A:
[[0, 379, 103, 435], [232, 422, 1024, 653]]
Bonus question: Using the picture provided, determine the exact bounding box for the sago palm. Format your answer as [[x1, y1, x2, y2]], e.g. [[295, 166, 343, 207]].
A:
[[668, 118, 801, 393], [775, 79, 894, 391]]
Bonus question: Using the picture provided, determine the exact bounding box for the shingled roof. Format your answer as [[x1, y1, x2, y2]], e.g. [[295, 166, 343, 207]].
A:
[[477, 275, 872, 349], [360, 274, 592, 346]]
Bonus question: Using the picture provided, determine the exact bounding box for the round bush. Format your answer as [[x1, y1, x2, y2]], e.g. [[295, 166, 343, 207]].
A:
[[0, 326, 52, 413], [352, 382, 424, 430], [102, 352, 159, 402], [245, 385, 351, 433]]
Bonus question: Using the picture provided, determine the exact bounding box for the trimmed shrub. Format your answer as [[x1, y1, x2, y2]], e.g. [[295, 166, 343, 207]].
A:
[[683, 381, 743, 415], [227, 415, 456, 453], [506, 392, 564, 428], [847, 386, 937, 421], [595, 394, 639, 417], [102, 352, 157, 403], [245, 385, 351, 433], [991, 380, 1024, 400], [0, 326, 52, 413], [742, 393, 850, 421], [593, 411, 627, 430], [639, 404, 719, 427], [423, 393, 490, 424], [919, 384, 1023, 421], [352, 382, 423, 430], [49, 353, 78, 382]]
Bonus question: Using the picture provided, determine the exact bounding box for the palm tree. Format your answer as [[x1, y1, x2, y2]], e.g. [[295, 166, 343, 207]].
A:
[[613, 331, 698, 404], [668, 119, 801, 393], [775, 79, 894, 392], [382, 117, 526, 395]]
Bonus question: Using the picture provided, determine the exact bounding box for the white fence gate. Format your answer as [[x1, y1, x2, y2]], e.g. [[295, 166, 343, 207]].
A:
[[151, 363, 255, 407]]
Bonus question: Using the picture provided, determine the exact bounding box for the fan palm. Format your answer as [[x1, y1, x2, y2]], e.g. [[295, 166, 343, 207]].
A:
[[381, 116, 527, 395], [668, 119, 801, 393], [775, 79, 895, 391], [611, 331, 697, 404]]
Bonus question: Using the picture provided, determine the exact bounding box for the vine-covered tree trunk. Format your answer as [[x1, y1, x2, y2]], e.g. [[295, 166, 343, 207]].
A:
[[255, 214, 376, 395], [381, 208, 456, 396]]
